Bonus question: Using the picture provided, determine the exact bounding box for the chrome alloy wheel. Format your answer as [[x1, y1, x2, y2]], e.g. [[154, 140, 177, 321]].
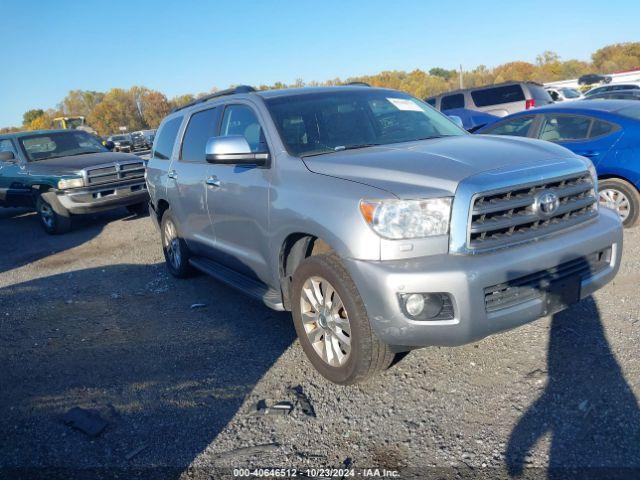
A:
[[599, 188, 630, 222], [163, 219, 181, 269], [300, 276, 352, 367], [38, 201, 55, 229]]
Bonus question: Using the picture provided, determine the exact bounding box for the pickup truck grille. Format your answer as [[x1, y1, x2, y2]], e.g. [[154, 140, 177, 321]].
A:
[[468, 172, 597, 252], [484, 248, 610, 313], [85, 161, 145, 186]]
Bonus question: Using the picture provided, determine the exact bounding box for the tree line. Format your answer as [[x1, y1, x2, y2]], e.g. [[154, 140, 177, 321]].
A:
[[3, 42, 639, 136]]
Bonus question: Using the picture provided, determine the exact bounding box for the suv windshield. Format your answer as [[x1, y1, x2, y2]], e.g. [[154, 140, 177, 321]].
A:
[[19, 131, 107, 162], [265, 89, 464, 157]]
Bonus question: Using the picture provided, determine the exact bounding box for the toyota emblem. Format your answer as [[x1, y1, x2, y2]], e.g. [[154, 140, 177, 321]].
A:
[[535, 191, 560, 217]]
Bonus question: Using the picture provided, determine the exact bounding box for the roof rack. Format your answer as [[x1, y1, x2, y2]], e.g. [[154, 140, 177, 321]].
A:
[[171, 85, 256, 112], [346, 82, 371, 87]]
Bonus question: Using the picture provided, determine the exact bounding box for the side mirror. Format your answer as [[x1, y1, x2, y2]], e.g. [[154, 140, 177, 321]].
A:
[[0, 151, 16, 162], [448, 115, 464, 129], [104, 140, 115, 151], [205, 135, 269, 166]]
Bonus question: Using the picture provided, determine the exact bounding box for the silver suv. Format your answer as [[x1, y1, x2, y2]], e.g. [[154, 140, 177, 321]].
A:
[[146, 85, 622, 384], [426, 82, 553, 117]]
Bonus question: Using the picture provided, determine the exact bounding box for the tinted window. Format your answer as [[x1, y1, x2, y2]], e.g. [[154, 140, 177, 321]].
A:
[[441, 94, 465, 110], [484, 116, 535, 137], [589, 120, 616, 138], [425, 97, 436, 106], [539, 115, 591, 142], [220, 105, 267, 153], [153, 116, 182, 160], [0, 139, 18, 156], [471, 85, 525, 107], [180, 108, 220, 162], [19, 131, 106, 161], [528, 84, 553, 103], [265, 90, 464, 157]]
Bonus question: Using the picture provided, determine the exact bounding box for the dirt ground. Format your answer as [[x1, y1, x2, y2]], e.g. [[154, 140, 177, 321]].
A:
[[1, 206, 639, 479]]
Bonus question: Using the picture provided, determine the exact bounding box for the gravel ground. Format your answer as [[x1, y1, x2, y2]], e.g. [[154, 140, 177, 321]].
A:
[[1, 207, 639, 480]]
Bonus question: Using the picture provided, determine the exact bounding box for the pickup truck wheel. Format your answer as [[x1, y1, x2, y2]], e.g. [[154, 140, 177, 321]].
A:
[[598, 178, 640, 228], [126, 202, 148, 216], [36, 194, 71, 234], [291, 254, 395, 385], [160, 210, 194, 278]]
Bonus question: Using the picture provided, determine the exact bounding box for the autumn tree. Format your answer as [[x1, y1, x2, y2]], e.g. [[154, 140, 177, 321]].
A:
[[23, 109, 45, 126], [592, 42, 640, 72], [60, 90, 105, 117]]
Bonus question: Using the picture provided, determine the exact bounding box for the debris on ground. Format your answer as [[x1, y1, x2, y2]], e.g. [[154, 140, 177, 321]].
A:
[[190, 303, 206, 309], [255, 399, 294, 416], [288, 385, 317, 418], [62, 407, 108, 437], [215, 443, 281, 460], [125, 443, 148, 460]]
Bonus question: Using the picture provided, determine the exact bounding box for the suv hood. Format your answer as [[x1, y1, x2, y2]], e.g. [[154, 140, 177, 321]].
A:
[[27, 152, 142, 176], [302, 135, 587, 198]]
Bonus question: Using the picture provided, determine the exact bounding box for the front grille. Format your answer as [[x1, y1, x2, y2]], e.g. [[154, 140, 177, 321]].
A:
[[484, 248, 610, 313], [468, 172, 597, 252], [86, 161, 145, 186]]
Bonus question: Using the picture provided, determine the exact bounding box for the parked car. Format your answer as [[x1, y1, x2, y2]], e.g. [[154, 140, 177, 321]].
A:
[[584, 83, 640, 98], [476, 100, 640, 227], [442, 108, 499, 132], [545, 86, 583, 102], [130, 131, 149, 151], [0, 129, 149, 233], [425, 81, 553, 117], [584, 89, 640, 101], [146, 85, 621, 384], [107, 134, 133, 152]]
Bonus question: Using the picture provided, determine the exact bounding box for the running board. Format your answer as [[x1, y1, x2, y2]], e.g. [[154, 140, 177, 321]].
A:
[[189, 257, 285, 311]]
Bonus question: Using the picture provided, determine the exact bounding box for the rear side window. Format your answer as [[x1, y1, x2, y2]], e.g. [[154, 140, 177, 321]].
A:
[[471, 85, 525, 107], [153, 116, 182, 160], [527, 84, 553, 102], [589, 120, 617, 138], [484, 115, 535, 137], [539, 115, 591, 142], [441, 94, 465, 110], [180, 108, 220, 162]]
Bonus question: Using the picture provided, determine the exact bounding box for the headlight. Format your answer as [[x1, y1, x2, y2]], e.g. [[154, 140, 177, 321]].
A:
[[58, 177, 84, 189], [359, 198, 452, 239], [588, 163, 598, 194]]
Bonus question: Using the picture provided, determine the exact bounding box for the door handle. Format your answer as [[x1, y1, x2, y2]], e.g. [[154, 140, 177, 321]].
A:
[[167, 169, 177, 180], [205, 176, 221, 187]]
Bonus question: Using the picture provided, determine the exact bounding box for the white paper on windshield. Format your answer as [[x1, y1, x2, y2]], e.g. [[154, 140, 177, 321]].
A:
[[386, 98, 422, 111]]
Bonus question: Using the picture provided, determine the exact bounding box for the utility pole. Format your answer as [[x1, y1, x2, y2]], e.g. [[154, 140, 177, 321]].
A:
[[459, 64, 464, 89]]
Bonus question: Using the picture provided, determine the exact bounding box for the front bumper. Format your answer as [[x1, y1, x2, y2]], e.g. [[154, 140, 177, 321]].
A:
[[56, 179, 149, 214], [344, 208, 623, 348]]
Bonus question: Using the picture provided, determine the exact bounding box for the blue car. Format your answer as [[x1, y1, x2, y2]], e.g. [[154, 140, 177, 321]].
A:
[[476, 100, 640, 227], [443, 107, 499, 132]]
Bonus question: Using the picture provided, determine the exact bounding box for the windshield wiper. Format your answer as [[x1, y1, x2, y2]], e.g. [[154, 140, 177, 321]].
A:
[[333, 143, 380, 152]]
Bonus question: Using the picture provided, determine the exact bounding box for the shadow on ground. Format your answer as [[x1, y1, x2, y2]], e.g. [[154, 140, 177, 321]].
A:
[[507, 289, 640, 477], [0, 262, 295, 478], [0, 207, 144, 275]]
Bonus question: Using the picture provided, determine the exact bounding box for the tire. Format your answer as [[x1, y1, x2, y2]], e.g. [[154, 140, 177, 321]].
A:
[[36, 193, 71, 234], [598, 178, 640, 228], [291, 253, 395, 385], [160, 209, 194, 278], [126, 202, 148, 216]]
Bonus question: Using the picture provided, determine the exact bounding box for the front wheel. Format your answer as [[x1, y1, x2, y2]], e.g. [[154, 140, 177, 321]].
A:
[[36, 193, 71, 234], [291, 254, 395, 385], [598, 178, 640, 228]]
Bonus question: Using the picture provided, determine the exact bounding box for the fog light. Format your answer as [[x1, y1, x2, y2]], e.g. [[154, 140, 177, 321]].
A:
[[400, 293, 448, 320], [404, 293, 425, 317]]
